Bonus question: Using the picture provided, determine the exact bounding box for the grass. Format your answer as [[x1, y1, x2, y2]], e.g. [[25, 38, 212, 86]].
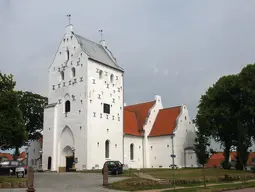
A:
[[107, 168, 255, 191], [162, 181, 255, 192], [0, 176, 27, 183], [109, 178, 255, 191], [123, 168, 253, 179]]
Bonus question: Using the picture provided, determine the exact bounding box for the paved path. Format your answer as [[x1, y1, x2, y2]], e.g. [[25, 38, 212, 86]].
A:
[[0, 172, 128, 192]]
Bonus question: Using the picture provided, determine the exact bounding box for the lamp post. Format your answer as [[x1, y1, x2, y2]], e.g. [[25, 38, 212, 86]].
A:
[[39, 150, 43, 172], [71, 147, 75, 168], [25, 147, 28, 166], [171, 154, 176, 191]]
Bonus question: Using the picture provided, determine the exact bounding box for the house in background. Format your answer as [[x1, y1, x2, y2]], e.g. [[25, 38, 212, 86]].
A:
[[0, 153, 13, 161], [26, 137, 43, 171], [207, 152, 255, 170]]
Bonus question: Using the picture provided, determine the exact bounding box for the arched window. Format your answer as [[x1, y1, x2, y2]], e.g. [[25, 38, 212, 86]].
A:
[[71, 67, 76, 77], [105, 140, 110, 158], [66, 50, 70, 61], [99, 70, 103, 79], [110, 74, 114, 83], [47, 156, 52, 170], [130, 143, 134, 160], [65, 100, 71, 113], [60, 71, 64, 80]]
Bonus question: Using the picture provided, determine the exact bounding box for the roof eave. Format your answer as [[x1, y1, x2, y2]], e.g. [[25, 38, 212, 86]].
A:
[[88, 58, 124, 72], [147, 133, 175, 138], [123, 133, 143, 137]]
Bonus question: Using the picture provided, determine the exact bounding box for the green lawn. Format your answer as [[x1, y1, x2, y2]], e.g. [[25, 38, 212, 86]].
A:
[[162, 182, 255, 192], [107, 168, 255, 191], [129, 168, 253, 179], [0, 176, 27, 183]]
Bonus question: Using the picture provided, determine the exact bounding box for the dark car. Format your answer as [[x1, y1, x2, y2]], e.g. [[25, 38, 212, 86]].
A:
[[102, 160, 123, 175], [0, 160, 27, 177]]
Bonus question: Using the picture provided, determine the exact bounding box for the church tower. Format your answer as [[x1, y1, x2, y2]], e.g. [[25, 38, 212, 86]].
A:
[[42, 20, 124, 171]]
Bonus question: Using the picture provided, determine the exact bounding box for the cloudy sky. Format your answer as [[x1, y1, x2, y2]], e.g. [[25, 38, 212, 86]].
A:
[[1, 0, 255, 123]]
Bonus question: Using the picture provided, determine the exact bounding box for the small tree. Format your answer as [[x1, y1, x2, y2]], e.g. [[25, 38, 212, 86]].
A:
[[194, 131, 210, 188]]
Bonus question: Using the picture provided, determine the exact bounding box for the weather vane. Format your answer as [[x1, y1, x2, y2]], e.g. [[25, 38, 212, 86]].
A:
[[98, 29, 103, 41], [66, 14, 71, 25]]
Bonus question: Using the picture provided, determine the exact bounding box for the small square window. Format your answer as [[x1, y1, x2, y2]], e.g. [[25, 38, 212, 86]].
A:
[[103, 103, 110, 114]]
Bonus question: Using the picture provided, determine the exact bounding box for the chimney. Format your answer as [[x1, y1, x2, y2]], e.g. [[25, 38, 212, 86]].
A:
[[124, 103, 127, 107]]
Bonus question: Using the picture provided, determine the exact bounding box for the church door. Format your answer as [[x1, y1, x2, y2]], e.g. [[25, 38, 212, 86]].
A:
[[66, 157, 74, 172]]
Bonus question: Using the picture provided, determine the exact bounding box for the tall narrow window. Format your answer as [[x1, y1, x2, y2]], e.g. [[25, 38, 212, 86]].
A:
[[66, 50, 70, 61], [99, 70, 103, 79], [71, 67, 76, 77], [105, 140, 110, 158], [130, 143, 134, 160], [65, 100, 71, 113], [110, 74, 114, 83], [60, 71, 64, 80]]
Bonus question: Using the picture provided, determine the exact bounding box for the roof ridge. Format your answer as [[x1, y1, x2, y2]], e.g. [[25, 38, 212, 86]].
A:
[[74, 33, 101, 46], [124, 100, 155, 108], [159, 106, 182, 111]]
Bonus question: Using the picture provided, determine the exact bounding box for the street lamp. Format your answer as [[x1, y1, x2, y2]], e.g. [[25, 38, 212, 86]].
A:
[[171, 154, 176, 191], [71, 147, 75, 165], [25, 147, 28, 166], [39, 150, 43, 172]]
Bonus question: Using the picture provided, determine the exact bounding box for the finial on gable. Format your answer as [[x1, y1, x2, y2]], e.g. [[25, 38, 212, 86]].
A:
[[66, 14, 73, 33], [67, 14, 71, 25], [98, 29, 106, 47]]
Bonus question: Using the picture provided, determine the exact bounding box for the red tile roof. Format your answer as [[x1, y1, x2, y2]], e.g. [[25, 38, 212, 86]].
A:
[[206, 152, 225, 168], [124, 110, 141, 136], [148, 106, 181, 137], [247, 152, 255, 166], [18, 152, 26, 159], [206, 152, 253, 168], [0, 153, 13, 160], [124, 101, 155, 135]]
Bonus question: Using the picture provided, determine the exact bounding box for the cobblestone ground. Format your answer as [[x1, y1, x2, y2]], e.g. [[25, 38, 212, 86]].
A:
[[0, 172, 128, 192]]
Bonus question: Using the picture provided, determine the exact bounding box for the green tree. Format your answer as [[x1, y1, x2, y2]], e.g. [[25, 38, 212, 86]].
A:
[[0, 72, 27, 150], [196, 75, 239, 169], [17, 91, 48, 141], [234, 64, 255, 170], [194, 131, 210, 188]]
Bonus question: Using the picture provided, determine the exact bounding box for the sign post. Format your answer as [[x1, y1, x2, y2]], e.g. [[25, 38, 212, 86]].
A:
[[26, 167, 35, 192]]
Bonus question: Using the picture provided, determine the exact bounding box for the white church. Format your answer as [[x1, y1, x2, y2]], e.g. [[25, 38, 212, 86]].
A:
[[27, 23, 198, 172]]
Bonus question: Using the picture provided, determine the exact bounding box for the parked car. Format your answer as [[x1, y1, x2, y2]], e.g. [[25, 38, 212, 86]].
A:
[[0, 160, 27, 178], [102, 160, 123, 175]]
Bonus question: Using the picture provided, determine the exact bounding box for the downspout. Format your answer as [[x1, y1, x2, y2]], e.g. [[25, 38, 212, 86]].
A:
[[122, 72, 125, 165], [142, 132, 145, 168], [171, 135, 175, 166]]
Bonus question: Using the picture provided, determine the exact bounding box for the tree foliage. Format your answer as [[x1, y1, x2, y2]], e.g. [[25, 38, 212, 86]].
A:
[[0, 73, 27, 150], [17, 91, 47, 141], [195, 64, 255, 170], [193, 131, 210, 188]]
